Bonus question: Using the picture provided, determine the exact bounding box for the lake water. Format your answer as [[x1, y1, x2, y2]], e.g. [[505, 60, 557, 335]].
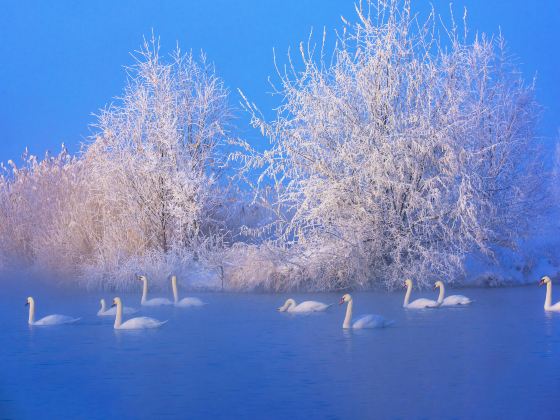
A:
[[1, 282, 559, 419]]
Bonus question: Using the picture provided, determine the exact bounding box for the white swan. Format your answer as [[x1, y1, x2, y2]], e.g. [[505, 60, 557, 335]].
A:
[[339, 294, 392, 329], [171, 275, 205, 307], [97, 298, 137, 316], [434, 281, 472, 306], [539, 276, 560, 312], [112, 297, 167, 330], [137, 275, 173, 306], [26, 297, 80, 326], [277, 298, 331, 313], [403, 279, 440, 309]]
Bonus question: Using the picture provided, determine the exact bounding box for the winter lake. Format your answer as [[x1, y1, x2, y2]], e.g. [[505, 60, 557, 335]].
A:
[[1, 284, 559, 419]]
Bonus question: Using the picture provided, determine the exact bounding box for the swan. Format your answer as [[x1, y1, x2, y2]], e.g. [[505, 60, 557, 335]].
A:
[[112, 297, 167, 329], [403, 279, 440, 309], [434, 281, 472, 306], [339, 294, 392, 329], [97, 298, 137, 316], [171, 275, 205, 307], [26, 297, 80, 326], [137, 275, 173, 306], [277, 298, 331, 313], [539, 276, 560, 312]]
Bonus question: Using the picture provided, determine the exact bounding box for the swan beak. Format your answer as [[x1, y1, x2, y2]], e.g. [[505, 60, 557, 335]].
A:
[[111, 302, 116, 307], [338, 297, 345, 305], [538, 279, 544, 286], [24, 302, 29, 306]]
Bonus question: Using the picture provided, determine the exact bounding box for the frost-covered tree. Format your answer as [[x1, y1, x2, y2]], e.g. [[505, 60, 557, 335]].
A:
[[82, 35, 232, 286], [0, 36, 233, 288], [233, 0, 542, 289], [554, 136, 560, 200], [91, 35, 230, 254]]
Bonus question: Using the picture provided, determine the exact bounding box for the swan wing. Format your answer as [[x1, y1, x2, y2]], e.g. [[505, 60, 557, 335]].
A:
[[142, 298, 173, 306], [352, 314, 392, 329], [118, 317, 167, 329], [176, 297, 205, 307], [98, 307, 116, 316], [291, 301, 331, 312], [406, 298, 440, 309], [99, 306, 137, 316], [442, 295, 472, 306], [34, 315, 81, 326]]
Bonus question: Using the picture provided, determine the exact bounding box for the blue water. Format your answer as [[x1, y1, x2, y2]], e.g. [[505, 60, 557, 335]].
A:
[[1, 283, 559, 419]]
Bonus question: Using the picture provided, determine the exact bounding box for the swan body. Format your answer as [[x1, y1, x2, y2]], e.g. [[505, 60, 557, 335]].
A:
[[339, 294, 392, 329], [442, 295, 472, 305], [434, 281, 472, 306], [403, 279, 440, 308], [277, 298, 331, 313], [112, 297, 167, 329], [171, 276, 205, 307], [26, 297, 80, 326], [97, 298, 137, 316], [539, 276, 560, 312], [137, 275, 173, 306]]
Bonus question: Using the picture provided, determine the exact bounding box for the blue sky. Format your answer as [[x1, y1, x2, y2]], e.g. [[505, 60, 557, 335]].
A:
[[0, 0, 558, 162]]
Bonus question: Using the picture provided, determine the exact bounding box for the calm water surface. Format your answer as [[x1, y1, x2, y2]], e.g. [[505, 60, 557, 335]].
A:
[[1, 282, 559, 419]]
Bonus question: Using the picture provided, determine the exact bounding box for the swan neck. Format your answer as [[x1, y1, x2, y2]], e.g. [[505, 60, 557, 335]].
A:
[[545, 282, 552, 309], [280, 299, 295, 312], [172, 277, 179, 303], [141, 279, 148, 304], [404, 283, 412, 307], [437, 284, 445, 304], [343, 299, 353, 328], [114, 301, 122, 328], [28, 300, 35, 325]]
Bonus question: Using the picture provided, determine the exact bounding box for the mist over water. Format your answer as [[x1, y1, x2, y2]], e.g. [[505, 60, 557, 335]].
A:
[[1, 280, 559, 419]]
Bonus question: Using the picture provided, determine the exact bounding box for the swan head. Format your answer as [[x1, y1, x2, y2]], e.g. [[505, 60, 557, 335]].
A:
[[434, 281, 444, 290], [25, 296, 34, 306], [539, 276, 551, 286], [112, 297, 122, 307], [404, 279, 412, 288], [339, 293, 352, 305], [277, 298, 295, 311]]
